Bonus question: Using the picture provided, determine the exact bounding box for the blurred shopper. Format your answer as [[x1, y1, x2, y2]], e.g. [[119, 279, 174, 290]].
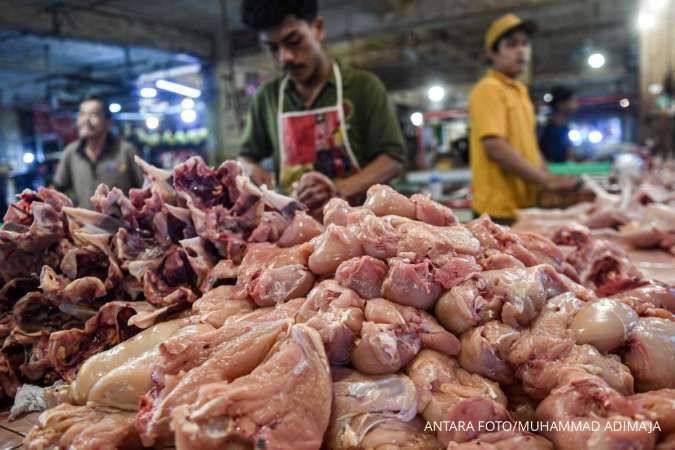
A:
[[539, 86, 578, 162], [238, 0, 406, 212], [53, 95, 143, 209], [469, 14, 579, 224]]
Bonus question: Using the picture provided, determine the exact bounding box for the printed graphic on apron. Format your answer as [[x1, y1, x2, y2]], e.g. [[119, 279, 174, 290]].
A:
[[277, 63, 360, 192]]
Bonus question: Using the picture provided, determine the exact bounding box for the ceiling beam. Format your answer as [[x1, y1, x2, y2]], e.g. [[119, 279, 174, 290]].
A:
[[0, 2, 213, 59]]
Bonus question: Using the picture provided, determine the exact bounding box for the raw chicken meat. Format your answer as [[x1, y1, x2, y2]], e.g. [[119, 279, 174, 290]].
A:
[[458, 321, 521, 385], [482, 264, 569, 328], [46, 301, 144, 382], [612, 280, 675, 314], [235, 242, 315, 306], [624, 317, 675, 391], [358, 417, 443, 450], [569, 298, 639, 353], [445, 431, 553, 449], [335, 255, 388, 299], [277, 210, 324, 247], [618, 203, 675, 253], [296, 280, 365, 364], [629, 389, 675, 433], [432, 256, 482, 290], [172, 325, 331, 450], [323, 198, 355, 226], [553, 224, 644, 296], [436, 275, 501, 335], [138, 318, 293, 445], [352, 212, 399, 260], [411, 193, 458, 226], [24, 403, 142, 450], [397, 221, 481, 264], [327, 369, 421, 449], [518, 343, 635, 400], [70, 318, 188, 405], [436, 265, 570, 335], [381, 257, 442, 309], [351, 298, 459, 374], [364, 185, 416, 218], [85, 323, 213, 411], [535, 375, 657, 450], [308, 224, 363, 275], [249, 211, 288, 243], [191, 285, 254, 327], [406, 350, 509, 446]]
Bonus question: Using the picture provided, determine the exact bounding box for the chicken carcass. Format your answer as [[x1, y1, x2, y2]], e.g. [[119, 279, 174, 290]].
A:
[[308, 224, 363, 275], [624, 317, 675, 391], [618, 203, 675, 253], [406, 350, 509, 446], [364, 185, 416, 218], [435, 275, 501, 335], [236, 242, 315, 306], [569, 298, 639, 353], [85, 323, 213, 411], [629, 389, 675, 434], [191, 285, 255, 328], [24, 403, 142, 450], [445, 431, 554, 449], [397, 221, 481, 264], [351, 299, 459, 375], [351, 212, 399, 260], [296, 280, 365, 365], [358, 417, 443, 450], [611, 281, 675, 314], [138, 318, 292, 445], [335, 256, 388, 299], [172, 325, 331, 450], [410, 193, 458, 226], [70, 318, 188, 405], [458, 321, 521, 385], [327, 369, 422, 449], [482, 264, 570, 328], [535, 375, 657, 450], [553, 224, 644, 296], [517, 343, 635, 400], [381, 257, 442, 309], [277, 210, 324, 247], [433, 256, 482, 290]]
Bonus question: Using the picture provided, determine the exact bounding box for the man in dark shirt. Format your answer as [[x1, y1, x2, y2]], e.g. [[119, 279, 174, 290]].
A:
[[53, 95, 143, 208], [238, 0, 406, 212], [539, 86, 578, 163]]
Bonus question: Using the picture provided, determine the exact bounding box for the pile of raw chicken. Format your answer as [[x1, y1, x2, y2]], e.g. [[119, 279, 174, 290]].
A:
[[0, 157, 673, 450], [516, 161, 675, 254]]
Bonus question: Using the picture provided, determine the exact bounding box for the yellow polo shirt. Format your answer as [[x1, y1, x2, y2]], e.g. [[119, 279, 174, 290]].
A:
[[469, 69, 543, 220]]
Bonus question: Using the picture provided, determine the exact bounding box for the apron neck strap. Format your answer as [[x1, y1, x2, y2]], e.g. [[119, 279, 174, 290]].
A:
[[278, 62, 341, 114]]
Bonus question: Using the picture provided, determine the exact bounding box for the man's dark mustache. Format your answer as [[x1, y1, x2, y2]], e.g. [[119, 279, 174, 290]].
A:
[[283, 64, 304, 72]]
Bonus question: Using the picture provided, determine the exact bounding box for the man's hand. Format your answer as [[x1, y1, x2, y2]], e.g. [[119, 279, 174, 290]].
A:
[[292, 171, 337, 211], [542, 174, 580, 191]]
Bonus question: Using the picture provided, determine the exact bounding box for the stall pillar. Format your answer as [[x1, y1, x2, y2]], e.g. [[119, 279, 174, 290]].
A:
[[206, 0, 243, 165], [638, 0, 675, 157]]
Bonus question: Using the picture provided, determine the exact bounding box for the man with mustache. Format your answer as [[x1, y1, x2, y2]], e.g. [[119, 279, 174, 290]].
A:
[[469, 14, 579, 225], [238, 0, 406, 213], [53, 95, 143, 209]]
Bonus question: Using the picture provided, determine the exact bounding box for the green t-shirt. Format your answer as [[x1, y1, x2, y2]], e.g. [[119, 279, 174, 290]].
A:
[[239, 61, 406, 186]]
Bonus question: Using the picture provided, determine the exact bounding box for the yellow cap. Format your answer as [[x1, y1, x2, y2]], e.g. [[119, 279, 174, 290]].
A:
[[485, 14, 537, 52]]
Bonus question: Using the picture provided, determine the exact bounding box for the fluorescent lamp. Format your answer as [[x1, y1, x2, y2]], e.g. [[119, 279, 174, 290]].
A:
[[156, 79, 201, 98]]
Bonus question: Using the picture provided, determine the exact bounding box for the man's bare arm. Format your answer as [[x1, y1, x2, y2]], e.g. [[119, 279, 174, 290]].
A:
[[335, 154, 403, 199], [482, 137, 579, 190], [483, 137, 547, 184]]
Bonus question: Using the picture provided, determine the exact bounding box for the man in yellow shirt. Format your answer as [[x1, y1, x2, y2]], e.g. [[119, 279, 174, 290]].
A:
[[469, 14, 578, 224]]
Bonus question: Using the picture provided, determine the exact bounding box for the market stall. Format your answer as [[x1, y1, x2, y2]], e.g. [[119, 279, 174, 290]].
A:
[[0, 154, 672, 449]]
